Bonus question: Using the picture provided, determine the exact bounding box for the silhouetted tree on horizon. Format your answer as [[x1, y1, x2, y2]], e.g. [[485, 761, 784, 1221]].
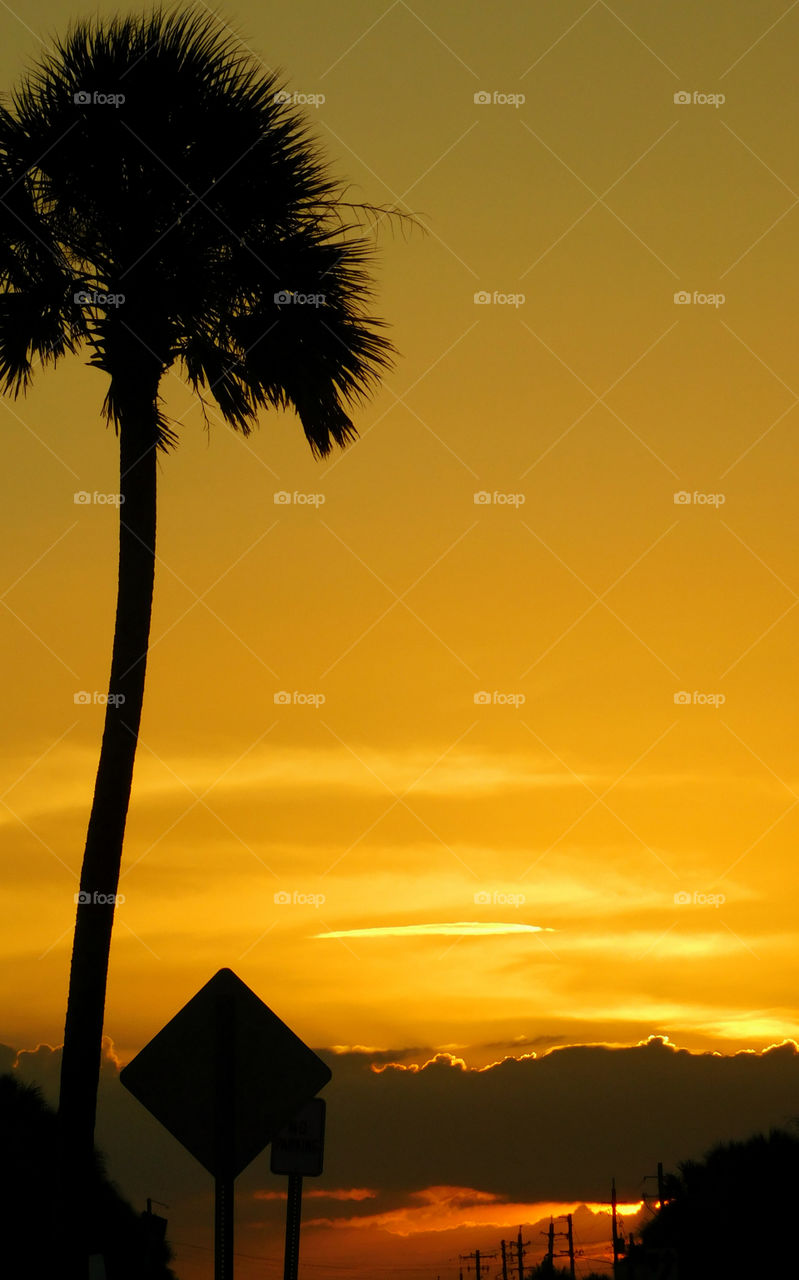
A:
[[639, 1126, 799, 1277], [0, 5, 398, 1266], [0, 1073, 176, 1278]]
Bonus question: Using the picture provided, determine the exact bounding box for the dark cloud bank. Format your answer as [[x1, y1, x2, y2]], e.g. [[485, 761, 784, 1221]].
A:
[[4, 1034, 799, 1216]]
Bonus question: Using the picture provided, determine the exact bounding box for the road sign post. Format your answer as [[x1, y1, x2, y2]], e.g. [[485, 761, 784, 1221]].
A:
[[214, 984, 235, 1280], [215, 1175, 233, 1280], [284, 1173, 303, 1280], [120, 969, 331, 1280], [271, 1097, 327, 1280]]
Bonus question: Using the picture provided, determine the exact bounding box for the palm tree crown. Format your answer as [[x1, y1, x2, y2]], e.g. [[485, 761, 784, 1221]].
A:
[[0, 6, 394, 449]]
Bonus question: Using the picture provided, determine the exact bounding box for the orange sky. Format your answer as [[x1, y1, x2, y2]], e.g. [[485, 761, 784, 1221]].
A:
[[3, 0, 799, 1274]]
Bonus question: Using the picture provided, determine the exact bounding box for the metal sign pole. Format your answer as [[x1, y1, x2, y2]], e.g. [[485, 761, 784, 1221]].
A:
[[283, 1173, 304, 1280], [215, 988, 235, 1280], [215, 1174, 234, 1280]]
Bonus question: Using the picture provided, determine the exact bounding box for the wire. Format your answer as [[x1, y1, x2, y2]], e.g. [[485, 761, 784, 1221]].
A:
[[169, 1241, 438, 1270]]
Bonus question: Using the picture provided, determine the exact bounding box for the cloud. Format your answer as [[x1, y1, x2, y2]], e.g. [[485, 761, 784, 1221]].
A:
[[0, 744, 599, 832], [315, 922, 552, 938], [318, 1036, 799, 1204], [6, 1033, 799, 1269], [254, 1187, 378, 1202]]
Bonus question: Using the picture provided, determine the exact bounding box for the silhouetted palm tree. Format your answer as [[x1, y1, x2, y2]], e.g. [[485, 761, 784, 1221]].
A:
[[0, 5, 394, 1254]]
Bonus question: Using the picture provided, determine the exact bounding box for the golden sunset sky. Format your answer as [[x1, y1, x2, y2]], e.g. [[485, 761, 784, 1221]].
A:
[[3, 1, 799, 1275]]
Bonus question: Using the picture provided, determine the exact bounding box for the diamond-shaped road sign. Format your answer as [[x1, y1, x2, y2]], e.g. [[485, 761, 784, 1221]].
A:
[[120, 968, 331, 1179]]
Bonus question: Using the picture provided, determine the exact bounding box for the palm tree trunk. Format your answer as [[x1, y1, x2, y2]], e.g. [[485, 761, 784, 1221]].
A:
[[59, 364, 160, 1260]]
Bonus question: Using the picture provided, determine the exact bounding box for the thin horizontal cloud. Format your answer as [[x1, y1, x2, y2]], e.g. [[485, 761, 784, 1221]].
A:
[[0, 742, 682, 828], [2, 738, 779, 832], [553, 930, 761, 958], [314, 921, 553, 938]]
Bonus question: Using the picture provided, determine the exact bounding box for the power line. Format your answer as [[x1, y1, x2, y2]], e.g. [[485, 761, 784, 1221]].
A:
[[170, 1241, 436, 1271]]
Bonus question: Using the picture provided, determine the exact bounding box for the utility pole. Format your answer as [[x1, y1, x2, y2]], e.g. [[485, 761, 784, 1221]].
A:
[[540, 1219, 554, 1268], [611, 1178, 623, 1271], [643, 1161, 667, 1213], [500, 1239, 509, 1280], [514, 1226, 530, 1280], [142, 1199, 168, 1279], [460, 1248, 497, 1280], [545, 1215, 580, 1277]]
